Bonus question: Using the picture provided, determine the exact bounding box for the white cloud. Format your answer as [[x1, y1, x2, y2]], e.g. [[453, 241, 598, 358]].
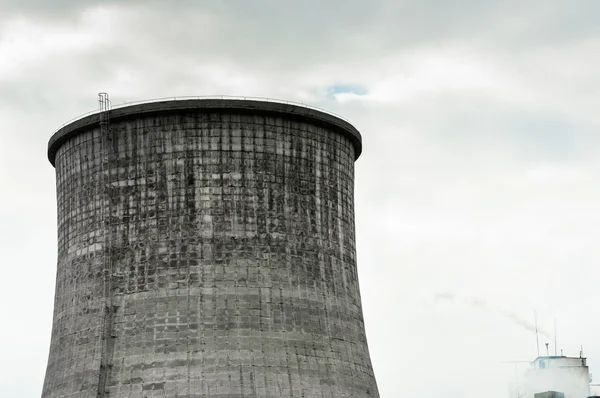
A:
[[0, 8, 116, 78]]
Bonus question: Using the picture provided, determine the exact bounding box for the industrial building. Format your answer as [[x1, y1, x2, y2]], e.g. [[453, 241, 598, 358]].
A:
[[510, 355, 591, 398], [42, 97, 379, 397]]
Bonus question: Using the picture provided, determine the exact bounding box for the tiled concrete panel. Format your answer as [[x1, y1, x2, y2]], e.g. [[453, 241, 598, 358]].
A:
[[43, 101, 378, 397]]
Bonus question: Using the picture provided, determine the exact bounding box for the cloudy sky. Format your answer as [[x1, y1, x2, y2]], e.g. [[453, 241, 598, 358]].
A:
[[1, 1, 600, 397]]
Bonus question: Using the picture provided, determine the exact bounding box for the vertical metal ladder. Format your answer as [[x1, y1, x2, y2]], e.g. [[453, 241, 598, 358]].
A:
[[97, 92, 117, 397]]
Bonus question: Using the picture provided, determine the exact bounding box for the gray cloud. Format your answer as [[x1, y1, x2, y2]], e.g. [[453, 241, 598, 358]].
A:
[[5, 0, 599, 45]]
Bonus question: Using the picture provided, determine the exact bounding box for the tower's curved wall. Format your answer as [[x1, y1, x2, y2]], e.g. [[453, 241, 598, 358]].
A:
[[43, 99, 378, 397]]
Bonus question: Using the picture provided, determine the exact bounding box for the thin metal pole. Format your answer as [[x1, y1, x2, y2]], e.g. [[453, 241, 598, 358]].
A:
[[554, 318, 557, 356], [534, 310, 540, 357]]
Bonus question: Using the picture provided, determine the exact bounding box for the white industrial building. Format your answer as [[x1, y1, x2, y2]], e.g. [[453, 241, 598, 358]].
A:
[[510, 355, 591, 398]]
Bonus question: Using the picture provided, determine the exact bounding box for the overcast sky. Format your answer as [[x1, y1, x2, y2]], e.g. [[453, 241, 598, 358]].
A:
[[1, 1, 600, 397]]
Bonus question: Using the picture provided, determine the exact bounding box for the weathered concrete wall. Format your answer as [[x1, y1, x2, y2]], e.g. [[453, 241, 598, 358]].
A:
[[43, 102, 378, 397]]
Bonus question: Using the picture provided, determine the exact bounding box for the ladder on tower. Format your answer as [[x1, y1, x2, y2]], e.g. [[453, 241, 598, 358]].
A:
[[97, 92, 117, 397]]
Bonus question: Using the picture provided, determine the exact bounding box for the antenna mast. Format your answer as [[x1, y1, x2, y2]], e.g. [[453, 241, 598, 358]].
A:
[[554, 318, 557, 356], [534, 310, 540, 357]]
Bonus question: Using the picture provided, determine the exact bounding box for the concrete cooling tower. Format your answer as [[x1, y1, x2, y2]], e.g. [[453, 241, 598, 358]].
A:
[[43, 97, 379, 397]]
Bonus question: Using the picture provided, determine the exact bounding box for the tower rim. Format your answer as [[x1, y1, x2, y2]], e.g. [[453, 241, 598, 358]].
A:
[[47, 98, 363, 167]]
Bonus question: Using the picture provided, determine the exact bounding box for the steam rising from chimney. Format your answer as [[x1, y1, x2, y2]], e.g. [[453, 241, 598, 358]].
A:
[[434, 292, 552, 338]]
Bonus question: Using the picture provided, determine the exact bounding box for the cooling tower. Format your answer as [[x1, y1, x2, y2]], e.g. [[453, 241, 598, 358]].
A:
[[43, 98, 378, 397]]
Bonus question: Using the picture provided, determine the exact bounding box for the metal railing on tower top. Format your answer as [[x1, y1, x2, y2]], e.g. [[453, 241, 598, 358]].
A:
[[52, 95, 352, 135]]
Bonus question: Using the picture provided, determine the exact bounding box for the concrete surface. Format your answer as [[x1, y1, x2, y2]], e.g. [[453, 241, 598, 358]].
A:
[[42, 100, 378, 397]]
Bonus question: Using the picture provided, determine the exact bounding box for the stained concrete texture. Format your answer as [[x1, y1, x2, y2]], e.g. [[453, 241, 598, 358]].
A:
[[42, 100, 379, 397]]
